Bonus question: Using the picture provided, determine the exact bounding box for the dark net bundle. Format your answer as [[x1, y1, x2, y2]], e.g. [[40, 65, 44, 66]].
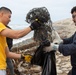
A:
[[26, 7, 57, 75], [26, 7, 53, 43]]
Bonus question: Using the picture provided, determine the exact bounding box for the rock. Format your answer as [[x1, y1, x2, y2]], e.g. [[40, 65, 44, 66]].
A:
[[53, 18, 76, 38]]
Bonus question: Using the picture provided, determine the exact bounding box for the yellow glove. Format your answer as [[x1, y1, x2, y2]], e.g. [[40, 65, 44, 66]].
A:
[[21, 54, 32, 63]]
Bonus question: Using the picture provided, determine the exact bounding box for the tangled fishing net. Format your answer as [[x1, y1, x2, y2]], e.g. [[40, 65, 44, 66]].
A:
[[26, 7, 53, 42], [7, 7, 56, 75], [26, 7, 57, 75]]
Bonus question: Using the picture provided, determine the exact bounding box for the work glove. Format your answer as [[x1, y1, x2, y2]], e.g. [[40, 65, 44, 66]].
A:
[[30, 19, 41, 30], [43, 43, 59, 52], [21, 54, 32, 63]]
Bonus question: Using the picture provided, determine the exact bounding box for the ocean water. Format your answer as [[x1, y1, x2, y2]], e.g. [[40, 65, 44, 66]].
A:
[[9, 24, 34, 44]]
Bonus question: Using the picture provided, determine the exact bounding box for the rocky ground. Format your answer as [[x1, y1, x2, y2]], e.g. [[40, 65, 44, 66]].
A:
[[53, 18, 75, 75], [56, 51, 71, 75], [9, 18, 76, 75]]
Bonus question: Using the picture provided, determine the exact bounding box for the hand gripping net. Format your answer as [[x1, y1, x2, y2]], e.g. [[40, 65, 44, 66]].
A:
[[26, 7, 53, 42]]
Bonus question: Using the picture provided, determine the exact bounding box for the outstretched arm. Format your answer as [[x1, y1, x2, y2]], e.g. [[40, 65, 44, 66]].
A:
[[43, 41, 76, 56], [0, 21, 41, 39]]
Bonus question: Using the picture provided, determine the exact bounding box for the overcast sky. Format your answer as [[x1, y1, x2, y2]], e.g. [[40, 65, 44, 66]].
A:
[[0, 0, 76, 26]]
